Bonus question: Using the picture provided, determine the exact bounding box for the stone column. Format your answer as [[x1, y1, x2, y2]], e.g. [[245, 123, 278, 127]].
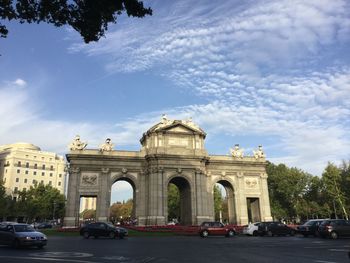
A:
[[137, 169, 148, 226], [64, 167, 80, 227], [96, 168, 111, 222], [194, 169, 212, 225], [260, 173, 273, 221], [146, 167, 166, 225], [236, 172, 248, 225]]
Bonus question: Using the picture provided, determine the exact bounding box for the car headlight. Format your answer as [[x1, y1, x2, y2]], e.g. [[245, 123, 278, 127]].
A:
[[25, 236, 32, 240]]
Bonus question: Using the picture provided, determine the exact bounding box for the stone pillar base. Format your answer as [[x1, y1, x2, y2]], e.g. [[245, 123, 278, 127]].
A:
[[63, 217, 77, 227], [146, 216, 166, 225]]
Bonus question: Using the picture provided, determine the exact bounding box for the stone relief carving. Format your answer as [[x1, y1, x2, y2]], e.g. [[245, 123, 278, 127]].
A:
[[81, 174, 98, 186], [99, 138, 114, 152], [230, 144, 244, 158], [101, 168, 110, 174], [69, 135, 87, 151], [122, 168, 128, 174], [68, 167, 80, 174], [245, 178, 258, 188], [253, 145, 265, 159]]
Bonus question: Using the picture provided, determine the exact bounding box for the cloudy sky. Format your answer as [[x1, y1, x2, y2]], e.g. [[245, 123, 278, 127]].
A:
[[1, 0, 350, 201]]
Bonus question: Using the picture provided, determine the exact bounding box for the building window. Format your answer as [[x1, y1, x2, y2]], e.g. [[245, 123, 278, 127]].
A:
[[17, 169, 20, 174], [6, 161, 9, 166], [32, 179, 37, 184], [3, 177, 6, 183], [49, 181, 52, 185], [34, 163, 37, 169], [59, 174, 62, 178], [5, 169, 7, 173], [42, 157, 44, 160], [58, 182, 61, 186], [25, 170, 28, 175], [49, 173, 53, 177], [50, 165, 54, 170], [23, 188, 26, 191], [42, 172, 45, 176], [24, 179, 27, 183], [14, 187, 18, 193], [17, 161, 21, 167], [41, 180, 44, 184], [42, 164, 45, 170], [16, 178, 19, 182], [34, 156, 37, 159], [33, 171, 37, 175], [26, 162, 29, 168]]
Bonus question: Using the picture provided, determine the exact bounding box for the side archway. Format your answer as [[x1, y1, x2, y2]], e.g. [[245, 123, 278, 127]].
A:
[[213, 180, 237, 224]]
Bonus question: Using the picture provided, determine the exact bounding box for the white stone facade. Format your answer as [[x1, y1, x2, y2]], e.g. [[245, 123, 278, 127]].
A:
[[0, 143, 66, 197]]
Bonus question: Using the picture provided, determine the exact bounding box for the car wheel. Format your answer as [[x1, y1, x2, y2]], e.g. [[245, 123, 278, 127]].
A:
[[253, 231, 258, 236], [109, 232, 116, 239], [330, 231, 338, 240], [201, 230, 209, 238], [83, 232, 89, 239], [267, 230, 273, 237], [226, 230, 235, 238], [290, 230, 295, 236]]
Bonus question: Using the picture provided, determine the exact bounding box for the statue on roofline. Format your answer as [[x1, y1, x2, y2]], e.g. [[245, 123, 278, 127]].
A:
[[253, 145, 265, 159], [99, 138, 114, 152], [69, 135, 87, 151], [230, 144, 244, 158]]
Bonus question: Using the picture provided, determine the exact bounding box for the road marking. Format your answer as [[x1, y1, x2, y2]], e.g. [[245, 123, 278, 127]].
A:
[[30, 252, 93, 258], [329, 249, 349, 252], [0, 256, 96, 263], [314, 260, 338, 263]]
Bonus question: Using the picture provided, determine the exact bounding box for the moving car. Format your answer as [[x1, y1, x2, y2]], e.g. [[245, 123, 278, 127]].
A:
[[258, 221, 295, 237], [37, 222, 53, 229], [296, 219, 325, 237], [242, 222, 261, 236], [199, 221, 236, 238], [80, 222, 127, 239], [318, 219, 350, 239], [0, 222, 47, 248]]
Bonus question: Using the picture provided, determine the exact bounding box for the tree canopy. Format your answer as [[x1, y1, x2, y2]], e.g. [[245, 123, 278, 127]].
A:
[[0, 0, 152, 42]]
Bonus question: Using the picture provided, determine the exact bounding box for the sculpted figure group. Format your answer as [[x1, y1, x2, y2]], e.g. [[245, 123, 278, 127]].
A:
[[230, 144, 265, 159], [68, 135, 114, 152]]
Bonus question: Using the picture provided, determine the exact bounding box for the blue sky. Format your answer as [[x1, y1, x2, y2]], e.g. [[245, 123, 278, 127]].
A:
[[1, 0, 350, 202]]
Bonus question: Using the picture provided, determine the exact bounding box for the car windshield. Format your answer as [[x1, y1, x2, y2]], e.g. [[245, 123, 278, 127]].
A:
[[304, 221, 317, 226], [14, 225, 35, 232]]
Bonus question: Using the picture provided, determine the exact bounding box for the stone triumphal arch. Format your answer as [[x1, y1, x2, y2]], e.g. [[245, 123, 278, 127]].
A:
[[64, 116, 272, 226]]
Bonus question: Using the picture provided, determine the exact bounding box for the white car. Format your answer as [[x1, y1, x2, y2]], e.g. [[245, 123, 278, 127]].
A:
[[242, 222, 261, 236]]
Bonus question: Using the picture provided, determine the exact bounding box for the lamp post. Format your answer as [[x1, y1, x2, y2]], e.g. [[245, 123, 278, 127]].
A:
[[53, 201, 57, 221]]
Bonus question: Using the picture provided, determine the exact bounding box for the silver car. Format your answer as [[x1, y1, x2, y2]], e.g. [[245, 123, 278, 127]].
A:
[[0, 223, 47, 248]]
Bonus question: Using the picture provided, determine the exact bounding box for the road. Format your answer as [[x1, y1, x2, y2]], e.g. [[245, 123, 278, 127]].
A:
[[0, 235, 349, 263]]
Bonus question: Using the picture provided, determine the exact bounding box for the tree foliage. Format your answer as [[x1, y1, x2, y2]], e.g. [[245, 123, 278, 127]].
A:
[[0, 0, 152, 42], [167, 183, 180, 222], [213, 184, 223, 221], [109, 199, 133, 223]]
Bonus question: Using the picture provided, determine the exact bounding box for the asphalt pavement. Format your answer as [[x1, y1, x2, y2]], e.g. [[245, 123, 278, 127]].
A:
[[0, 235, 349, 263]]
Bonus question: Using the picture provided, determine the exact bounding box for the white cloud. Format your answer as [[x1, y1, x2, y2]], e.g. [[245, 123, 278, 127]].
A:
[[13, 79, 27, 87]]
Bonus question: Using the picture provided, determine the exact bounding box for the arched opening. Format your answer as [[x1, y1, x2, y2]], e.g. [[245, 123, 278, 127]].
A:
[[214, 180, 236, 224], [167, 177, 192, 225], [110, 179, 135, 225]]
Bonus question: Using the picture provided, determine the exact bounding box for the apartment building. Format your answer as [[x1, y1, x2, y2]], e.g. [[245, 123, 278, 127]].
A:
[[0, 142, 66, 197]]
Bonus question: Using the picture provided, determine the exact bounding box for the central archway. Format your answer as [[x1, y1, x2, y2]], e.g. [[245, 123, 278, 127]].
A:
[[167, 177, 192, 225]]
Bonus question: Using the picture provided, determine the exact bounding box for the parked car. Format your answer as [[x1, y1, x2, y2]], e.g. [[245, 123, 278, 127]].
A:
[[0, 222, 47, 248], [318, 219, 350, 239], [258, 221, 295, 237], [296, 219, 325, 237], [199, 221, 236, 238], [242, 222, 261, 236], [80, 222, 127, 239], [37, 222, 53, 229]]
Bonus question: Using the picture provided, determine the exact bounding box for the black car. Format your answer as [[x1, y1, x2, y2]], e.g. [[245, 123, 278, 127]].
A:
[[0, 222, 47, 248], [80, 222, 127, 239], [297, 219, 325, 237], [318, 219, 350, 239], [258, 221, 295, 237]]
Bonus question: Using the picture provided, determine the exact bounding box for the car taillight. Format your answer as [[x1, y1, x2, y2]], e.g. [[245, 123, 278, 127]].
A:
[[325, 225, 332, 231]]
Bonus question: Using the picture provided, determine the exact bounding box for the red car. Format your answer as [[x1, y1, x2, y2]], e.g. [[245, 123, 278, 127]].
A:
[[199, 221, 236, 238]]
